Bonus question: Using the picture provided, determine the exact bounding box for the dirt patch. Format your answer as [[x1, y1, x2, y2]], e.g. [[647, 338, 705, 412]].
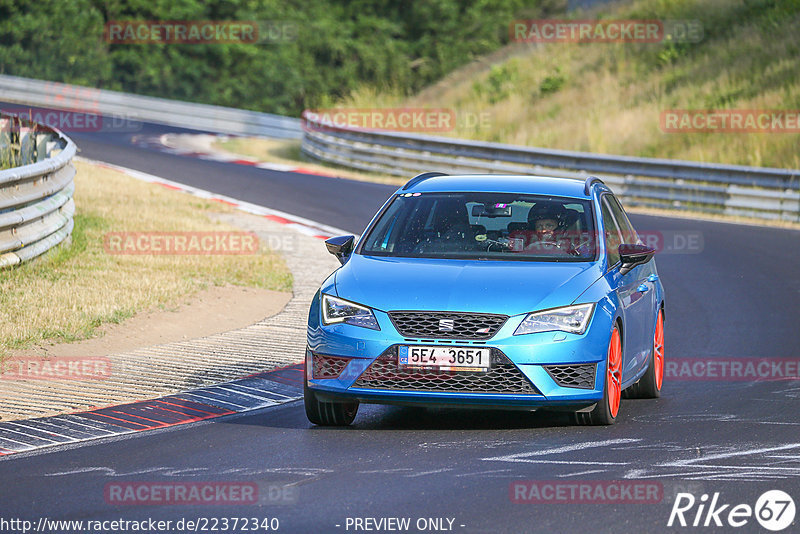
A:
[[9, 285, 291, 359]]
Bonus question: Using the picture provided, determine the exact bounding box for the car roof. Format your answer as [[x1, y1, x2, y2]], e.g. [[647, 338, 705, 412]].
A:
[[399, 174, 593, 199]]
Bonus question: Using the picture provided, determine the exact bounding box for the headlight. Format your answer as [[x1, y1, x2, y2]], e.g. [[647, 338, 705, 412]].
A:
[[321, 294, 380, 330], [513, 303, 595, 335]]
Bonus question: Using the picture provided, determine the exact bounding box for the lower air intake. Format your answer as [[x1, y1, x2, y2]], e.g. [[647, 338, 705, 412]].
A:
[[312, 353, 350, 379], [544, 364, 597, 389], [352, 347, 539, 394]]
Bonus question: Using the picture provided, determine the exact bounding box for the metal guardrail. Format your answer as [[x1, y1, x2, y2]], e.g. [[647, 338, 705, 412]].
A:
[[2, 75, 796, 221], [0, 74, 302, 139], [300, 113, 800, 222], [0, 114, 76, 268]]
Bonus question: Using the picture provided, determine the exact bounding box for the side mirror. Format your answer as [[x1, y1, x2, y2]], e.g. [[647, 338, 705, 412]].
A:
[[618, 243, 655, 275], [325, 235, 355, 265]]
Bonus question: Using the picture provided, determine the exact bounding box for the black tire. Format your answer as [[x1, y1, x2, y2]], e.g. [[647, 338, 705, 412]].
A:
[[573, 379, 617, 425], [623, 309, 664, 399], [623, 364, 660, 399], [573, 325, 622, 426], [304, 382, 359, 426]]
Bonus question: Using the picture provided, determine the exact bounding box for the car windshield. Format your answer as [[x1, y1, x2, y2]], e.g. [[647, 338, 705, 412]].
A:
[[360, 192, 597, 261]]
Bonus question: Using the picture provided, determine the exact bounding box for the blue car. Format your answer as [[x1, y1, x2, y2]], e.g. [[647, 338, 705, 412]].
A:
[[305, 173, 665, 425]]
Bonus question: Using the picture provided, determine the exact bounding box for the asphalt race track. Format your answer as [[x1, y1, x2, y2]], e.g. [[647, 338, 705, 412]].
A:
[[1, 116, 799, 533]]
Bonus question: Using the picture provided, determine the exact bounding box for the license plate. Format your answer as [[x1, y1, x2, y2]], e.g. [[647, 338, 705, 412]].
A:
[[398, 345, 491, 372]]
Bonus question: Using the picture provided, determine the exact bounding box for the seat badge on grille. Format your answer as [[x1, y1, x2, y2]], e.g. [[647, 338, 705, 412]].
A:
[[438, 319, 455, 331]]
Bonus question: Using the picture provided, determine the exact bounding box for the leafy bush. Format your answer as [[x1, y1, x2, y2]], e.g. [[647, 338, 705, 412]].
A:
[[539, 67, 565, 95]]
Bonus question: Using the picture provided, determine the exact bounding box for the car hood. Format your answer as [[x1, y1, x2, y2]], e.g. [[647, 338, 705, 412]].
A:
[[333, 254, 602, 317]]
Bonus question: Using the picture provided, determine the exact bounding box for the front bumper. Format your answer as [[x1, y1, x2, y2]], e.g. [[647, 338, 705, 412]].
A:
[[306, 300, 614, 410]]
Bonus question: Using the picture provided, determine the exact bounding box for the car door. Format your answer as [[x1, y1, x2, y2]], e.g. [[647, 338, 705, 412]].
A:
[[606, 194, 658, 345], [600, 195, 650, 382]]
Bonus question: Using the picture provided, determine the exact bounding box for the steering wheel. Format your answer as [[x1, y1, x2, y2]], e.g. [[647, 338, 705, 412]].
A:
[[525, 240, 565, 250], [476, 235, 509, 252]]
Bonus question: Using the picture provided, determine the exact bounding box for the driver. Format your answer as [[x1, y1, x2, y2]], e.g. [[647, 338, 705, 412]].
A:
[[533, 215, 559, 243], [525, 204, 566, 251]]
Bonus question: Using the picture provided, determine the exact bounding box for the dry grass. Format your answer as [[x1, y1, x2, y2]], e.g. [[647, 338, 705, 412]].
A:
[[0, 160, 292, 357], [217, 136, 303, 164], [340, 0, 800, 170]]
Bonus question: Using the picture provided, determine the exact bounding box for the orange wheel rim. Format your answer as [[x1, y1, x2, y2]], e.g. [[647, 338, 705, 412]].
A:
[[607, 327, 622, 418], [654, 310, 664, 391]]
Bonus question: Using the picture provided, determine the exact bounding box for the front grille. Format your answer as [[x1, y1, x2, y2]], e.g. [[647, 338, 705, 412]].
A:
[[388, 311, 508, 340], [544, 364, 597, 389], [312, 353, 350, 379], [352, 347, 538, 394]]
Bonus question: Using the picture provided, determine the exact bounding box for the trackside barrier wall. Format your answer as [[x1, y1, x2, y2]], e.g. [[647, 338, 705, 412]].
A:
[[300, 112, 800, 222], [0, 114, 76, 268], [0, 74, 302, 139]]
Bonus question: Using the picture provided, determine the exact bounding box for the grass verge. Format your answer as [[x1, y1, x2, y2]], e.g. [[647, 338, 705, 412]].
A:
[[0, 160, 292, 358]]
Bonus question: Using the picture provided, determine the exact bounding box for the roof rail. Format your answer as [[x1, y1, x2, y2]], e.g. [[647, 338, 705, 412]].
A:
[[584, 175, 606, 195], [402, 171, 449, 191]]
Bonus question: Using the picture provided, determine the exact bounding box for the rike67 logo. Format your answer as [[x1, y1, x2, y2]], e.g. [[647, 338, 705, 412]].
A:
[[668, 490, 795, 531]]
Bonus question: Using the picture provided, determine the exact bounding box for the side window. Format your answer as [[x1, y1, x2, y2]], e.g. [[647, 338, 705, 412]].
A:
[[600, 197, 622, 266], [607, 195, 639, 244]]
